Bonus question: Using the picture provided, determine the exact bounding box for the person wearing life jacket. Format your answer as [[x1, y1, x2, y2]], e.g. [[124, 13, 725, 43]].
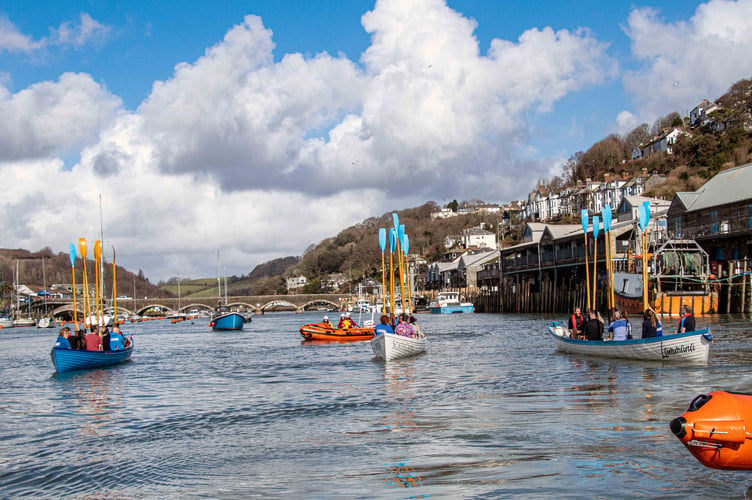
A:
[[568, 307, 585, 339], [322, 315, 333, 328], [677, 305, 696, 333], [337, 313, 346, 329], [346, 312, 358, 328]]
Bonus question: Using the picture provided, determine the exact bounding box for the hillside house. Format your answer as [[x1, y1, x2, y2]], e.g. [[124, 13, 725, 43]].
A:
[[690, 99, 721, 128]]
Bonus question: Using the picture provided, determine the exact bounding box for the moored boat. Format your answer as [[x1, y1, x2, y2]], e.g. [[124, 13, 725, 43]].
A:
[[429, 291, 474, 314], [671, 391, 752, 470], [13, 317, 35, 327], [0, 314, 14, 329], [300, 322, 374, 341], [371, 331, 426, 361], [51, 341, 134, 373], [37, 317, 55, 328], [210, 311, 244, 331], [547, 323, 712, 363], [614, 239, 718, 317]]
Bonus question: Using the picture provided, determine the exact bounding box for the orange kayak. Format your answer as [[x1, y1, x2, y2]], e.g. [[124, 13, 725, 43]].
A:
[[300, 322, 374, 341], [671, 391, 752, 470]]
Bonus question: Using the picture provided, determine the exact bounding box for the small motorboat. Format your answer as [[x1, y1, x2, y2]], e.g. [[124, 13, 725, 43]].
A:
[[671, 391, 752, 470], [429, 291, 474, 314], [299, 322, 374, 341], [210, 311, 245, 331], [547, 323, 712, 363], [371, 332, 426, 361], [51, 341, 134, 373]]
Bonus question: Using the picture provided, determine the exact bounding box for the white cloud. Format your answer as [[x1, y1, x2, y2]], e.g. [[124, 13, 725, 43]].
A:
[[0, 15, 43, 52], [0, 12, 110, 54], [0, 73, 122, 160], [623, 0, 752, 123], [49, 12, 111, 48]]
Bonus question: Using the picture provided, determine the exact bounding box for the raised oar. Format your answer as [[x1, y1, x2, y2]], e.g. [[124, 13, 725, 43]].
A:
[[379, 228, 386, 316], [389, 228, 397, 318], [397, 223, 407, 314], [581, 209, 591, 310], [68, 244, 79, 330], [592, 215, 600, 311], [94, 240, 103, 328], [78, 238, 91, 330], [111, 244, 117, 325], [638, 201, 651, 312], [602, 204, 614, 313], [402, 233, 412, 314]]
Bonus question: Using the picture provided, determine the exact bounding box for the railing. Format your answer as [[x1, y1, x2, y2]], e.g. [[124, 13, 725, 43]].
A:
[[673, 213, 752, 240]]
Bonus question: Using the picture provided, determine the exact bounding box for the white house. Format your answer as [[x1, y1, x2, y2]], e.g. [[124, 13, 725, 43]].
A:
[[286, 275, 308, 292], [462, 227, 496, 249]]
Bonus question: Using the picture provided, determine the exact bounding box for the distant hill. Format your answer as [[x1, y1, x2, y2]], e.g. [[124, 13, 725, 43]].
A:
[[249, 256, 300, 279], [0, 247, 169, 307]]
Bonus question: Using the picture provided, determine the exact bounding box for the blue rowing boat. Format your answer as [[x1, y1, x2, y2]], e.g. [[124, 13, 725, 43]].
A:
[[210, 312, 245, 331], [51, 341, 134, 373]]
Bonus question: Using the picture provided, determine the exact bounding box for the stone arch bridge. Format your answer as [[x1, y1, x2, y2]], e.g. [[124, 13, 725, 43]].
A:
[[20, 294, 350, 320]]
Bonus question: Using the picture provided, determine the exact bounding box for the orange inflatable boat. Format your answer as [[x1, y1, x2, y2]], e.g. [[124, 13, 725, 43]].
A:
[[299, 322, 375, 341], [670, 391, 752, 470]]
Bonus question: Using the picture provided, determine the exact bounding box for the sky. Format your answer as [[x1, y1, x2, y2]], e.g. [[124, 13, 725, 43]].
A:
[[2, 0, 752, 283]]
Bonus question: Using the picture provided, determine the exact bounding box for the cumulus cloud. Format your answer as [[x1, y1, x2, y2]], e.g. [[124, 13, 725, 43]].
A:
[[622, 0, 752, 124], [0, 73, 122, 160]]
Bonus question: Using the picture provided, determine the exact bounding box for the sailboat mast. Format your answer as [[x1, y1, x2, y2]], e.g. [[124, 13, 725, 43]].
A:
[[216, 249, 221, 304], [99, 194, 106, 312]]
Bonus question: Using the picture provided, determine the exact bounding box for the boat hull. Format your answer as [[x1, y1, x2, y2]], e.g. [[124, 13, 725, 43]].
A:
[[13, 318, 35, 327], [547, 324, 712, 363], [0, 317, 14, 329], [671, 391, 752, 470], [51, 342, 134, 373], [210, 312, 245, 331], [429, 305, 474, 314], [371, 332, 426, 361], [37, 317, 55, 328], [300, 322, 374, 341]]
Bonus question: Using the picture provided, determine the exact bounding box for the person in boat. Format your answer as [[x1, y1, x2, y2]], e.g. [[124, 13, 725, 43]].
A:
[[584, 309, 603, 341], [408, 315, 422, 338], [55, 327, 72, 349], [607, 310, 630, 341], [337, 313, 346, 329], [72, 329, 86, 350], [346, 312, 358, 328], [394, 314, 414, 337], [322, 315, 333, 328], [67, 328, 82, 350], [85, 326, 103, 351], [375, 315, 394, 335], [568, 307, 585, 339], [101, 326, 111, 352], [623, 310, 636, 339], [677, 305, 696, 333], [110, 326, 125, 351], [641, 308, 663, 338]]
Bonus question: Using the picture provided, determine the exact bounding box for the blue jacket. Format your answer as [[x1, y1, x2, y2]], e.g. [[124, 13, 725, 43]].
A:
[[55, 336, 71, 349]]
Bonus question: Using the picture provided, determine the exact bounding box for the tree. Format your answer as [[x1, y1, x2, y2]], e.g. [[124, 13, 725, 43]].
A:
[[621, 123, 650, 159], [448, 199, 458, 212]]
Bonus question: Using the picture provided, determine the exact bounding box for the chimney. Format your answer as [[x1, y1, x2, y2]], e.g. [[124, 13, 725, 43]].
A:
[[641, 168, 648, 175]]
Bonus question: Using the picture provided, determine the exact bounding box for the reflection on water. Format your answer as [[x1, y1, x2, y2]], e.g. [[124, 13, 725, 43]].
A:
[[382, 362, 424, 491]]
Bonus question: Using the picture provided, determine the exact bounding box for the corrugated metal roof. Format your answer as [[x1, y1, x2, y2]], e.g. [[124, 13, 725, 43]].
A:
[[683, 163, 752, 212]]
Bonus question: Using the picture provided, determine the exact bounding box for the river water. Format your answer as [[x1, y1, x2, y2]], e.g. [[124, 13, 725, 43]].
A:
[[1, 312, 752, 498]]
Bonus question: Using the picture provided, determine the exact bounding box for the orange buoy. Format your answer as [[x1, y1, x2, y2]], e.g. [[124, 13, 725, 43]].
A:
[[670, 391, 752, 470]]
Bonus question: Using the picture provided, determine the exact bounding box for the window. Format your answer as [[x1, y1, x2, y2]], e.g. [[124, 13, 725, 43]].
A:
[[709, 211, 718, 234], [674, 219, 682, 239], [748, 204, 752, 229]]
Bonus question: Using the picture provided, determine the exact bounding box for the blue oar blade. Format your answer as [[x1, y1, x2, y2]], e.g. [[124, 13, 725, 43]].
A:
[[392, 212, 400, 231], [389, 228, 397, 253], [638, 204, 647, 232], [580, 209, 589, 233], [403, 234, 410, 255], [378, 228, 386, 253], [68, 243, 76, 267], [602, 204, 612, 232], [643, 201, 651, 228], [593, 215, 600, 239]]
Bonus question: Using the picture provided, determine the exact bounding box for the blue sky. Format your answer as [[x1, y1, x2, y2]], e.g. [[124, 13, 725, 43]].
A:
[[1, 0, 751, 281]]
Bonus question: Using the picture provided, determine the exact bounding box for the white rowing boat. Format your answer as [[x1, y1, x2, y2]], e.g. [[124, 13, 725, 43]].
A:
[[547, 323, 712, 363], [371, 332, 427, 361]]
